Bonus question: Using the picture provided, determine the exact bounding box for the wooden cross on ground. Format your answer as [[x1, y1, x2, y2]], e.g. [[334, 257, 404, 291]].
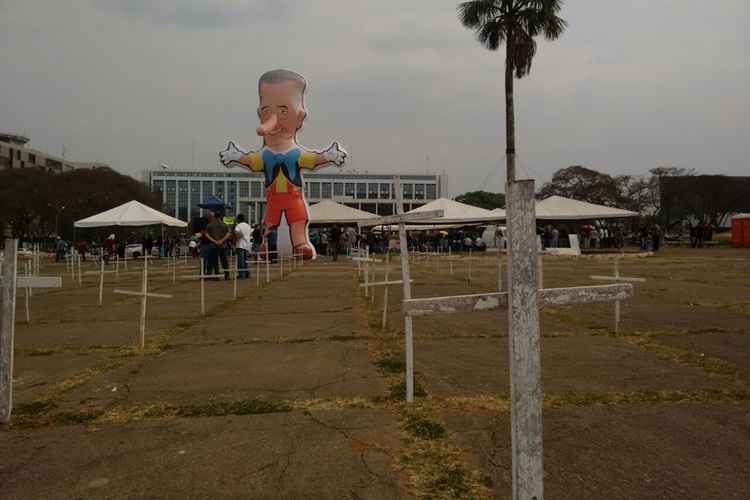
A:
[[590, 256, 646, 334], [1, 239, 63, 422], [401, 180, 634, 500], [352, 248, 382, 299], [179, 258, 225, 317], [358, 252, 413, 329], [113, 255, 173, 351], [84, 258, 118, 306], [358, 175, 444, 402]]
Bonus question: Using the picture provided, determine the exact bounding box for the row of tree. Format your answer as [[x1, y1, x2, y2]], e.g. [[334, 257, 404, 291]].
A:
[[0, 167, 161, 242], [455, 165, 749, 228]]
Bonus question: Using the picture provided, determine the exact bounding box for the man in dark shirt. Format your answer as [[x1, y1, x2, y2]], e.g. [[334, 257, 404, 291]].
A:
[[330, 225, 342, 261], [203, 211, 229, 279]]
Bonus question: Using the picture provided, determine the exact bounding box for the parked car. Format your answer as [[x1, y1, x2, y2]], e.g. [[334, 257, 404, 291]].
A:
[[124, 243, 143, 259]]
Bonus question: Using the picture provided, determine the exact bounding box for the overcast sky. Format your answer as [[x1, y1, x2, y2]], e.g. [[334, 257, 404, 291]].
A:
[[1, 0, 747, 195]]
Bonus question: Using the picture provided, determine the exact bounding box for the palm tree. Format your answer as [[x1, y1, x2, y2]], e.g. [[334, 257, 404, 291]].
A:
[[458, 0, 566, 184]]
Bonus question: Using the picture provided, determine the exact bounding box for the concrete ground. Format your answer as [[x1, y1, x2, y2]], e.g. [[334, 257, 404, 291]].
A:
[[1, 247, 749, 499]]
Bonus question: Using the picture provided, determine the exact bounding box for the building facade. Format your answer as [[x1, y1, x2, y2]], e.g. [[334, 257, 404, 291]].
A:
[[148, 170, 443, 224], [0, 133, 100, 173]]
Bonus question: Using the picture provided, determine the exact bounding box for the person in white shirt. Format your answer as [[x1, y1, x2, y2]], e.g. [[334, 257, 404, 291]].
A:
[[234, 214, 253, 279]]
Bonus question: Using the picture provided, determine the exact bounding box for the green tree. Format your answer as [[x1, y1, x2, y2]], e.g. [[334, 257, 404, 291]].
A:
[[458, 0, 566, 184], [537, 165, 628, 207], [455, 190, 506, 210]]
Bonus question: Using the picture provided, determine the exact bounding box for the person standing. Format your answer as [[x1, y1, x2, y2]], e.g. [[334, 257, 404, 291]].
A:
[[330, 225, 342, 261], [55, 237, 66, 262], [203, 211, 229, 279], [234, 214, 252, 279]]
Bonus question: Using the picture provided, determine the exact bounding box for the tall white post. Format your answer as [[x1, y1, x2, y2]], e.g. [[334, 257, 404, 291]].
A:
[[98, 257, 105, 306], [507, 180, 544, 500], [395, 177, 415, 402], [0, 239, 18, 423], [24, 261, 30, 323], [382, 252, 390, 329], [139, 256, 148, 351]]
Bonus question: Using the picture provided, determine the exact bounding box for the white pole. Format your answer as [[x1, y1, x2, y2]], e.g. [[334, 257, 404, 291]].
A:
[[256, 255, 260, 287], [233, 256, 238, 300], [364, 248, 369, 298], [370, 255, 376, 305], [115, 254, 120, 281], [172, 252, 176, 285], [77, 251, 82, 287], [24, 261, 30, 323], [139, 255, 148, 351], [279, 251, 283, 279], [265, 252, 270, 284], [200, 258, 206, 317], [614, 258, 620, 334], [382, 252, 390, 329], [98, 257, 104, 306]]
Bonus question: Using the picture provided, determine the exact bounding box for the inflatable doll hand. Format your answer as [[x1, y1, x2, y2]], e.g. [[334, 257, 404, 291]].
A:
[[219, 141, 244, 168], [323, 142, 347, 167]]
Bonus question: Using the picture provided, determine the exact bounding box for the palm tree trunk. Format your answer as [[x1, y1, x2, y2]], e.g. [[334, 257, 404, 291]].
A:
[[505, 38, 516, 184]]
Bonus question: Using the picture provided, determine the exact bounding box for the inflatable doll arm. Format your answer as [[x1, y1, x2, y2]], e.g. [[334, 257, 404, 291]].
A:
[[219, 141, 262, 171]]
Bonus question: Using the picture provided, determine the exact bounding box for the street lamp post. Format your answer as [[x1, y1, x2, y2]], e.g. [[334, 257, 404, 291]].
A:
[[55, 205, 66, 237]]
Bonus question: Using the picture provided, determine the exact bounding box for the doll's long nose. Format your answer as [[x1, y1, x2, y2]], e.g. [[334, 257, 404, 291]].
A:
[[256, 114, 278, 136]]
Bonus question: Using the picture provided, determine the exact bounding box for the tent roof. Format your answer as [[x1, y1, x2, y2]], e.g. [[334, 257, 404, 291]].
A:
[[198, 194, 226, 209], [74, 200, 188, 228], [308, 200, 378, 224], [732, 213, 750, 220], [535, 196, 638, 221], [490, 207, 506, 217], [406, 198, 505, 224]]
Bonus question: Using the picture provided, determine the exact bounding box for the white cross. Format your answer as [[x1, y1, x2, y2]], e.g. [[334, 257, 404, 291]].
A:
[[83, 257, 118, 306], [179, 258, 225, 317], [590, 256, 646, 333], [399, 180, 634, 500], [1, 239, 63, 423], [358, 176, 444, 402], [358, 253, 414, 328], [113, 255, 173, 351]]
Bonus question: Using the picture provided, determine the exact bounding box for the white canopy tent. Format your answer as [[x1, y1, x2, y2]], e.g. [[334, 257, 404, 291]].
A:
[[535, 196, 638, 221], [308, 200, 379, 225], [404, 198, 505, 225], [74, 200, 188, 228]]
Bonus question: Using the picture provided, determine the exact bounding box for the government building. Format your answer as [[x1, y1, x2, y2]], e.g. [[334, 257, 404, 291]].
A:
[[0, 133, 108, 173], [148, 170, 444, 225]]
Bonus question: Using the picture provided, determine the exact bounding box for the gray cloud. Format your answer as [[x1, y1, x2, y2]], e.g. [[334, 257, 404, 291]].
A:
[[96, 0, 296, 30]]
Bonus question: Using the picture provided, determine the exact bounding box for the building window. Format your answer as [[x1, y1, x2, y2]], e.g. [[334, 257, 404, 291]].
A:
[[251, 181, 262, 198], [215, 181, 225, 201], [368, 183, 379, 199], [322, 182, 332, 199], [190, 181, 200, 220], [415, 184, 425, 200], [356, 183, 367, 199], [178, 180, 188, 221], [333, 182, 344, 196], [310, 182, 321, 198], [202, 181, 213, 200], [426, 184, 437, 199], [345, 183, 355, 197], [227, 181, 237, 214], [28, 153, 36, 164], [16, 149, 21, 160], [377, 203, 394, 216], [153, 180, 164, 194], [239, 181, 249, 198], [166, 180, 177, 217], [403, 183, 413, 200], [304, 182, 309, 198], [380, 183, 390, 199]]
